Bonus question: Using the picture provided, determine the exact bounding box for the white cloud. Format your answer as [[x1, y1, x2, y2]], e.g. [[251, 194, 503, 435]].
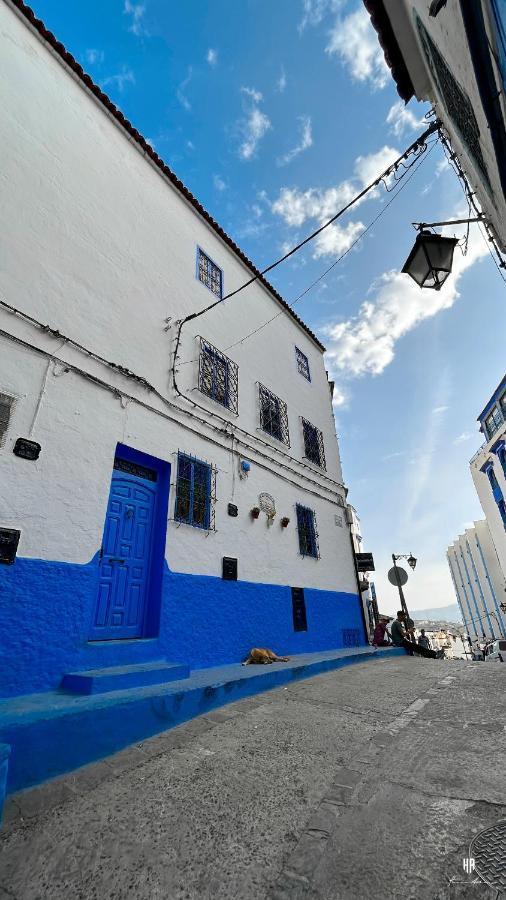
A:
[[123, 0, 147, 37], [326, 6, 389, 90], [238, 88, 271, 160], [102, 67, 135, 93], [177, 68, 192, 112], [454, 431, 476, 445], [277, 67, 287, 93], [271, 145, 398, 258], [272, 145, 399, 227], [186, 140, 195, 151], [213, 174, 226, 191], [277, 116, 313, 166], [386, 101, 425, 137], [298, 0, 341, 32], [207, 48, 218, 66], [433, 405, 449, 414], [85, 48, 104, 65], [324, 224, 488, 378], [332, 385, 347, 409], [241, 86, 263, 104], [313, 220, 365, 258]]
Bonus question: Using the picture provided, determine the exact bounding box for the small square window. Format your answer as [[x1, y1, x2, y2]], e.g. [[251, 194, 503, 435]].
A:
[[197, 247, 223, 298], [302, 418, 326, 470], [198, 338, 238, 413], [258, 384, 290, 446], [175, 452, 214, 530], [295, 347, 311, 381], [296, 504, 319, 558], [485, 406, 503, 440]]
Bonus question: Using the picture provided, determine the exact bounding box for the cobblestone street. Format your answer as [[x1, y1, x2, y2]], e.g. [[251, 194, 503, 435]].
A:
[[1, 656, 505, 899]]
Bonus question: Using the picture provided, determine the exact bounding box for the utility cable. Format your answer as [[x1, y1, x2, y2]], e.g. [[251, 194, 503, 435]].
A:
[[223, 140, 437, 355], [171, 122, 440, 426]]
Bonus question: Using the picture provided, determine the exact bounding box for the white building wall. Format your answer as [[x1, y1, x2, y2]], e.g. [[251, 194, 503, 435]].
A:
[[447, 521, 506, 642], [383, 0, 506, 250], [0, 0, 357, 594], [470, 420, 506, 578]]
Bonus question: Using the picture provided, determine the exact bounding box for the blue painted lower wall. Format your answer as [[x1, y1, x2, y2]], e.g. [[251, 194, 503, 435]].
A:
[[0, 555, 365, 698]]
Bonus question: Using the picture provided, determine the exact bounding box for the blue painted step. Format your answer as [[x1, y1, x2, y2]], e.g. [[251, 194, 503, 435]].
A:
[[61, 660, 190, 695]]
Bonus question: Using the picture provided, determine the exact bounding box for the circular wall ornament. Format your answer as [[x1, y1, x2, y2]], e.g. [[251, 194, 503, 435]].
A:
[[258, 492, 276, 517]]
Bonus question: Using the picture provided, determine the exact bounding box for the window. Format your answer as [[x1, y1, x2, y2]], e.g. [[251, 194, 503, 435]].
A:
[[302, 418, 326, 469], [0, 393, 14, 447], [296, 504, 319, 558], [174, 452, 214, 530], [258, 384, 290, 446], [198, 338, 238, 413], [488, 466, 499, 491], [498, 500, 506, 530], [197, 247, 223, 298], [416, 15, 491, 192], [485, 406, 503, 440], [291, 587, 308, 632], [499, 448, 506, 479], [500, 390, 506, 419], [295, 347, 311, 381]]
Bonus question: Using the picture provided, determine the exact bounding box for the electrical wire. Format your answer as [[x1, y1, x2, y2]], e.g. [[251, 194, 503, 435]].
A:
[[173, 123, 439, 386], [0, 327, 342, 504], [223, 140, 437, 355]]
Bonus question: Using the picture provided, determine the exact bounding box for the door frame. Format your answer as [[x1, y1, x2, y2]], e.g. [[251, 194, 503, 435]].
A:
[[90, 443, 170, 641]]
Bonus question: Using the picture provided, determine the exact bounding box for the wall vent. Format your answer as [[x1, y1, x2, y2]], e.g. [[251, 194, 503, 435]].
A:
[[0, 394, 14, 447]]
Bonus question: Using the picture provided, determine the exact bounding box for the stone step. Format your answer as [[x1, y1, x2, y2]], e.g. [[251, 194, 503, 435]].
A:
[[61, 660, 190, 695]]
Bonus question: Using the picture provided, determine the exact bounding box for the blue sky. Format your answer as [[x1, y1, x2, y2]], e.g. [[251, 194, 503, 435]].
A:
[[32, 0, 506, 613]]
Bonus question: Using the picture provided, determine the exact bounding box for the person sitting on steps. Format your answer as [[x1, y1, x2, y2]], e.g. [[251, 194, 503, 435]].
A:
[[391, 611, 444, 659]]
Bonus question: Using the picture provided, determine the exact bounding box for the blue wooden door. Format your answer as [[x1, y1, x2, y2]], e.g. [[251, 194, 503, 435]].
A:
[[90, 458, 158, 640]]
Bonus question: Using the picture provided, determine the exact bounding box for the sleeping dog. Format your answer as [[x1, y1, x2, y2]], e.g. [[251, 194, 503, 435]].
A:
[[242, 648, 290, 665]]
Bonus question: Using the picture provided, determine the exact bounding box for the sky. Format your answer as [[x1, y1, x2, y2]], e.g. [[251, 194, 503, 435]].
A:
[[31, 0, 506, 614]]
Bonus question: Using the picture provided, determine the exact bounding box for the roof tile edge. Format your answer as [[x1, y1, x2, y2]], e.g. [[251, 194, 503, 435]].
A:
[[7, 0, 326, 353]]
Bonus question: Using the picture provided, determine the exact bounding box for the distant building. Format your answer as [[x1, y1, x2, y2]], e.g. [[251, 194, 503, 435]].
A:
[[348, 504, 376, 639], [364, 0, 506, 249], [470, 374, 506, 578], [447, 521, 506, 642]]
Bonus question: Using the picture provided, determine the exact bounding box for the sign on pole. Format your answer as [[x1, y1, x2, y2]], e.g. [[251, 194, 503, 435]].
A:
[[387, 566, 408, 587]]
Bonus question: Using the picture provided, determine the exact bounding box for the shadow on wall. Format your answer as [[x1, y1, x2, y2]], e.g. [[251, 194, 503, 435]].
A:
[[0, 555, 364, 698]]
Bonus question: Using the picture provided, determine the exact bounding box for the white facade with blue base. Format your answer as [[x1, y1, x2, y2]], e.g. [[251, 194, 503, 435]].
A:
[[0, 0, 366, 724]]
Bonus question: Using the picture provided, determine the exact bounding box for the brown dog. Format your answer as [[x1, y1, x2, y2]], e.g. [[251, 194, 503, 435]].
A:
[[242, 648, 290, 665]]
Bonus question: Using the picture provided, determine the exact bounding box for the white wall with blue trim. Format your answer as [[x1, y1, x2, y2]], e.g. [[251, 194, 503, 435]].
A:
[[0, 1, 365, 699]]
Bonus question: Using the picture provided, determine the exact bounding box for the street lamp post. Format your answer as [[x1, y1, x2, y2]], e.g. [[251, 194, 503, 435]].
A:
[[391, 553, 417, 628]]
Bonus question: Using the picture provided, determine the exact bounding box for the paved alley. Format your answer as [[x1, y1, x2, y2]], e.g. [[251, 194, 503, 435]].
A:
[[1, 656, 505, 899]]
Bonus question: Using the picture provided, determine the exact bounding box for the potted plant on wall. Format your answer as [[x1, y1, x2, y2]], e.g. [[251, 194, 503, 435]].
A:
[[250, 507, 260, 519]]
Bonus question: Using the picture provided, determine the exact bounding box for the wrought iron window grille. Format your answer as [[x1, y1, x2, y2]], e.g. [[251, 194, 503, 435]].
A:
[[198, 337, 238, 414], [196, 247, 223, 299], [174, 450, 217, 531], [301, 418, 326, 470], [296, 503, 320, 559], [258, 383, 290, 446], [295, 347, 311, 381], [416, 16, 491, 193]]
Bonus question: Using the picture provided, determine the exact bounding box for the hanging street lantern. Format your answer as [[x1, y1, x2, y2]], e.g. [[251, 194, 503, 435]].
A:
[[407, 555, 417, 570], [402, 230, 459, 290]]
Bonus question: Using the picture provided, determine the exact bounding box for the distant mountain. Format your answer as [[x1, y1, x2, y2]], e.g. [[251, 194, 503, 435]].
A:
[[411, 604, 462, 624]]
